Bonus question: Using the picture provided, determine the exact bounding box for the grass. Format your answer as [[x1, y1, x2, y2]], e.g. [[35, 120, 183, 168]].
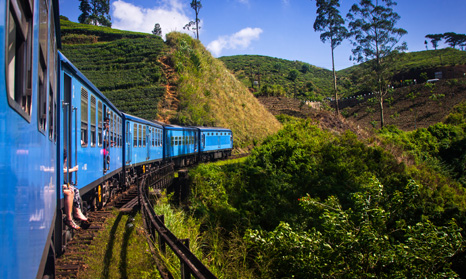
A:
[[79, 210, 160, 279]]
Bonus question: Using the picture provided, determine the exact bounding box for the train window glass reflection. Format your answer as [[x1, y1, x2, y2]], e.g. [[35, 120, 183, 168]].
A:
[[90, 95, 96, 147], [81, 88, 88, 147], [6, 0, 34, 120]]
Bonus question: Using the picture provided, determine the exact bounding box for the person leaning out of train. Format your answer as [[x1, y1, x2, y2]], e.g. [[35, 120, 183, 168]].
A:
[[63, 154, 89, 230]]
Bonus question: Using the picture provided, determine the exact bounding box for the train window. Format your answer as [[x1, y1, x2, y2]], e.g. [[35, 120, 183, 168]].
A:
[[133, 124, 137, 147], [37, 56, 47, 133], [170, 136, 174, 146], [48, 83, 54, 140], [153, 129, 155, 147], [138, 125, 142, 147], [90, 96, 96, 147], [110, 111, 114, 147], [81, 88, 88, 147], [98, 101, 102, 146], [6, 0, 34, 120], [143, 126, 146, 147]]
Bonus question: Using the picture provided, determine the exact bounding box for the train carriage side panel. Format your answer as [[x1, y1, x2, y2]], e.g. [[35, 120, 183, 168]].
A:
[[0, 0, 61, 278], [122, 113, 163, 167], [164, 125, 198, 167], [58, 53, 123, 197]]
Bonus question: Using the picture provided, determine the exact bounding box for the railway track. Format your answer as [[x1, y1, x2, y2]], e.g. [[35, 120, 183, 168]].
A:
[[55, 186, 139, 279]]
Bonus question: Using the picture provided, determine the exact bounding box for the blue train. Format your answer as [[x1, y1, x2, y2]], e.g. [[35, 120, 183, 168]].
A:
[[0, 1, 233, 278]]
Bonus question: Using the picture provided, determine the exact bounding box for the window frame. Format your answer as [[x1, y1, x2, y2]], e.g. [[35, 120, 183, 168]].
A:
[[5, 0, 34, 122]]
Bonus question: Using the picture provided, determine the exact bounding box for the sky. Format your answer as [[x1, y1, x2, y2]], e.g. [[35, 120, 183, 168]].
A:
[[58, 0, 466, 71]]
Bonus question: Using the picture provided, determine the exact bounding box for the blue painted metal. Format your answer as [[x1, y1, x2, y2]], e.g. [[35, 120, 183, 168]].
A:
[[164, 125, 199, 159], [0, 0, 61, 278], [122, 113, 164, 167], [197, 127, 233, 153]]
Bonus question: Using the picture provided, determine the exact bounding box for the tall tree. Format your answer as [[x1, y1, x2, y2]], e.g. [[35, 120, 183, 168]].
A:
[[313, 0, 348, 115], [78, 0, 111, 27], [425, 34, 444, 50], [190, 0, 202, 40], [444, 32, 466, 49], [152, 23, 162, 37], [347, 0, 407, 128]]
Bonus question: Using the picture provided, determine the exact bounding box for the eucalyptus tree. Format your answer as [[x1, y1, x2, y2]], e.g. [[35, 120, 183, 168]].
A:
[[444, 32, 466, 49], [313, 0, 348, 115], [78, 0, 111, 27], [425, 34, 444, 50], [190, 0, 202, 40], [347, 0, 407, 127]]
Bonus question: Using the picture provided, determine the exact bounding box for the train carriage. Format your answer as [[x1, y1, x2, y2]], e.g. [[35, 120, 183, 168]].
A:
[[0, 0, 61, 278], [164, 125, 199, 167], [197, 127, 233, 161], [122, 113, 164, 184], [58, 52, 123, 210]]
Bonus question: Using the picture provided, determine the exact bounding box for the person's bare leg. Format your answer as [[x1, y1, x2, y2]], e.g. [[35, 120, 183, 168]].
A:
[[64, 189, 74, 221], [73, 207, 88, 221]]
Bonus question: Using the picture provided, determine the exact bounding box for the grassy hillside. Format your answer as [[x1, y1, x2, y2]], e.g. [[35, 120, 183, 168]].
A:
[[219, 55, 334, 100], [165, 33, 282, 149], [60, 18, 281, 149]]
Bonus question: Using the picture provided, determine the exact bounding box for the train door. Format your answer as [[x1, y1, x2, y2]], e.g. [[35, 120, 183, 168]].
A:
[[146, 127, 151, 160], [125, 121, 131, 164], [63, 74, 77, 187], [218, 132, 221, 148], [202, 133, 206, 150], [103, 106, 109, 173]]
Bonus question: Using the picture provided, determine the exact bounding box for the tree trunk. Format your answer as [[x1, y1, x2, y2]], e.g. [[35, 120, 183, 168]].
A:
[[331, 46, 339, 115], [379, 92, 384, 128]]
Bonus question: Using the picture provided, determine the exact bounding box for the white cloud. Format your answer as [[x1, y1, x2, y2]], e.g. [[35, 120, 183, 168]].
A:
[[207, 27, 263, 56], [111, 0, 192, 38]]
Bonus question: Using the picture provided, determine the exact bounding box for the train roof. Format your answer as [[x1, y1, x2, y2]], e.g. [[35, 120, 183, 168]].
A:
[[194, 126, 232, 132], [59, 51, 121, 115], [122, 113, 164, 128]]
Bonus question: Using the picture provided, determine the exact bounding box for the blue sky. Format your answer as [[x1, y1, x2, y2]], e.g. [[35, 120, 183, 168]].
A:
[[59, 0, 466, 70]]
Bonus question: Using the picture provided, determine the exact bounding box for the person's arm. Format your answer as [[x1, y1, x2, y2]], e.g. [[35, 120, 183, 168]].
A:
[[64, 165, 79, 173]]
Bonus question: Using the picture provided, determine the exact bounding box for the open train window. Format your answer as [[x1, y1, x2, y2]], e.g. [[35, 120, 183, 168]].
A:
[[81, 88, 88, 147], [6, 0, 34, 121], [90, 95, 96, 147]]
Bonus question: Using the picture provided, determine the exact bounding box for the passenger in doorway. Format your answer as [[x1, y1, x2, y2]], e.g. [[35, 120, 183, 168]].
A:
[[63, 153, 89, 230]]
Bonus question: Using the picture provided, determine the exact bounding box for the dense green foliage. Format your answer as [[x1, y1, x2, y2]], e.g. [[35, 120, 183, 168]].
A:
[[60, 18, 167, 120], [189, 119, 466, 277], [247, 179, 464, 278], [379, 102, 466, 187]]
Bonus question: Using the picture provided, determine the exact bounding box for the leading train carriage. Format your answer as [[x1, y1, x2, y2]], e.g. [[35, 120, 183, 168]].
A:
[[0, 0, 61, 278], [197, 127, 233, 161], [58, 52, 123, 212]]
